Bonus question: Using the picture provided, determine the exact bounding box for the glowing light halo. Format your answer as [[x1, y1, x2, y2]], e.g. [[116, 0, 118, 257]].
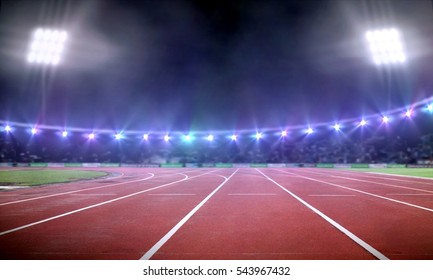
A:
[[1, 97, 431, 139], [27, 28, 68, 66], [365, 28, 406, 65]]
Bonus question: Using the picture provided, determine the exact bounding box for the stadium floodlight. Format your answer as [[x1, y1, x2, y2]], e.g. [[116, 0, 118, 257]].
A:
[[88, 133, 95, 140], [365, 28, 406, 65], [333, 124, 341, 131], [61, 130, 68, 137], [230, 134, 238, 141], [382, 116, 390, 123], [27, 28, 68, 65], [31, 128, 38, 135], [404, 109, 413, 118], [359, 119, 367, 126], [164, 134, 170, 142], [427, 104, 433, 113], [206, 134, 214, 141], [306, 127, 314, 134], [183, 134, 192, 142], [143, 133, 149, 140], [281, 130, 288, 137], [4, 125, 12, 132], [115, 133, 123, 140], [255, 132, 263, 140]]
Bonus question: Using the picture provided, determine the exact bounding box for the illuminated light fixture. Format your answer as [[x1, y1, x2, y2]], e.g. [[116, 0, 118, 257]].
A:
[[31, 128, 38, 135], [206, 134, 214, 141], [164, 135, 170, 142], [281, 130, 288, 137], [115, 133, 123, 140], [88, 133, 95, 140], [183, 134, 192, 142], [404, 109, 413, 118], [382, 116, 390, 123], [230, 134, 237, 141], [4, 125, 12, 132], [61, 130, 68, 137], [359, 119, 367, 126], [365, 28, 406, 65], [27, 28, 68, 65], [306, 127, 314, 134], [255, 132, 263, 140], [427, 104, 433, 113], [333, 124, 341, 131], [143, 134, 149, 140]]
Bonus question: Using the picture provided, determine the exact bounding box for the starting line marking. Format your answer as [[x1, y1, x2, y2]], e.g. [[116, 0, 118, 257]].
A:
[[308, 194, 356, 197], [147, 193, 196, 196], [69, 193, 117, 196], [256, 168, 389, 260], [228, 193, 276, 196]]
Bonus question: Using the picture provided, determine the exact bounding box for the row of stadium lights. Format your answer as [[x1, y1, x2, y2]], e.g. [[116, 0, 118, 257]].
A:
[[2, 105, 432, 142]]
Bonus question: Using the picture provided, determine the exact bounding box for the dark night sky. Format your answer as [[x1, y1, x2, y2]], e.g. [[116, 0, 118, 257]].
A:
[[1, 0, 432, 132]]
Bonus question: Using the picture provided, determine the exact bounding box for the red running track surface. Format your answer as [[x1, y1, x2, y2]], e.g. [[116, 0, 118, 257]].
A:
[[0, 167, 432, 260]]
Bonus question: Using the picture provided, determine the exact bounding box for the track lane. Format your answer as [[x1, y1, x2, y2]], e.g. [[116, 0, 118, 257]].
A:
[[263, 168, 433, 259], [149, 168, 377, 260], [0, 169, 222, 233], [289, 168, 433, 209], [0, 169, 234, 259], [0, 171, 187, 231]]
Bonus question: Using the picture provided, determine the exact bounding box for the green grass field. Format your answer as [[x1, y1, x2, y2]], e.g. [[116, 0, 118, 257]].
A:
[[352, 168, 433, 178], [0, 170, 108, 186]]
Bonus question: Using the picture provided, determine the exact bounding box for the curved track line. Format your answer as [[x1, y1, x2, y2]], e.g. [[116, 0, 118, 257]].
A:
[[273, 169, 433, 213], [298, 169, 433, 194], [256, 169, 389, 260], [0, 173, 155, 206], [366, 172, 433, 182], [0, 169, 221, 236], [140, 168, 239, 260]]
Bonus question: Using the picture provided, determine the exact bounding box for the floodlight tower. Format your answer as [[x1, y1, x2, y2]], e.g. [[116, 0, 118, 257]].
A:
[[365, 28, 406, 65], [26, 28, 68, 122], [365, 27, 406, 112]]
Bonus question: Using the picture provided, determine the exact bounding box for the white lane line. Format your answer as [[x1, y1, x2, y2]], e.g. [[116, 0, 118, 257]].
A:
[[274, 169, 433, 213], [386, 193, 433, 196], [0, 173, 155, 206], [0, 170, 221, 236], [69, 194, 117, 196], [0, 186, 30, 190], [308, 194, 356, 197], [367, 172, 433, 182], [140, 168, 239, 260], [148, 194, 196, 196], [256, 168, 389, 260], [228, 193, 276, 196], [297, 169, 433, 194]]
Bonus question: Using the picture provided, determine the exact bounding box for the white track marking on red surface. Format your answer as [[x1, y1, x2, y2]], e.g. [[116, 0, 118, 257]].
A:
[[0, 173, 155, 206], [140, 169, 239, 260], [297, 169, 433, 194], [273, 169, 433, 213], [256, 168, 389, 260], [0, 170, 222, 236]]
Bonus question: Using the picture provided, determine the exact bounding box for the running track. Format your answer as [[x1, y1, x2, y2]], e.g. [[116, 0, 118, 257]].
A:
[[0, 167, 432, 260]]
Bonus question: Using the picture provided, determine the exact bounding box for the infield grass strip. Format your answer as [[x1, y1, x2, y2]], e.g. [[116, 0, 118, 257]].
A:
[[351, 168, 433, 178], [0, 170, 108, 186]]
